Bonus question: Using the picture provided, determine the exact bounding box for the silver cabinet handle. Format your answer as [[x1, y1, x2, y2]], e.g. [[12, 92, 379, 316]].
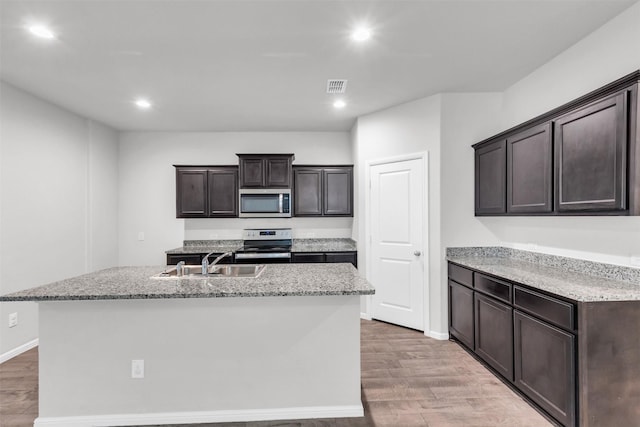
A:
[[414, 251, 421, 256]]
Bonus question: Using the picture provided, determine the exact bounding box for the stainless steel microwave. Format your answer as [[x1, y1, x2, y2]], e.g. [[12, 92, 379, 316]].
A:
[[239, 189, 292, 218]]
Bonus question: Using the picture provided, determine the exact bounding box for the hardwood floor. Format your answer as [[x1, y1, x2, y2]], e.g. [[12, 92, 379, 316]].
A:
[[0, 346, 38, 427], [0, 320, 552, 427]]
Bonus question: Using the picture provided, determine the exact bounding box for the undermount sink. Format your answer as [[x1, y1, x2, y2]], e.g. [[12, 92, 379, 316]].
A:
[[153, 264, 265, 279]]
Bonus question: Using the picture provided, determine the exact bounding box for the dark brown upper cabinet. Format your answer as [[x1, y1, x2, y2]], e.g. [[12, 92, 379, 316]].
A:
[[473, 70, 639, 216], [293, 166, 353, 217], [293, 168, 322, 215], [324, 168, 353, 216], [175, 166, 238, 218], [237, 154, 294, 188], [507, 123, 553, 214], [176, 167, 208, 217], [207, 167, 238, 217], [475, 139, 506, 215], [554, 92, 628, 213]]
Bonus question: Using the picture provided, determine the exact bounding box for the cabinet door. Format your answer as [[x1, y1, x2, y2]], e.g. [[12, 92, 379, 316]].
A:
[[475, 139, 507, 215], [323, 168, 353, 216], [239, 157, 265, 188], [294, 168, 323, 215], [325, 252, 357, 267], [507, 123, 552, 213], [555, 92, 628, 212], [176, 168, 208, 218], [448, 280, 474, 350], [265, 156, 292, 188], [474, 293, 513, 380], [514, 310, 576, 427], [208, 168, 238, 217]]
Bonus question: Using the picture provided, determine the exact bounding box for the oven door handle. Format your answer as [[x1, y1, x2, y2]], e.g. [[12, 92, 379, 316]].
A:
[[234, 252, 291, 260]]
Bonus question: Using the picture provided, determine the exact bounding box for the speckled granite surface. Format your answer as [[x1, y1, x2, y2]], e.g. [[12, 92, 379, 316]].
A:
[[292, 238, 357, 252], [0, 264, 374, 302], [166, 238, 357, 254], [447, 247, 640, 302], [166, 240, 243, 254]]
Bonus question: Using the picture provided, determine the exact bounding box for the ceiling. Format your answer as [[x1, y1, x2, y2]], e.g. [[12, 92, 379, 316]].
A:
[[1, 0, 637, 132]]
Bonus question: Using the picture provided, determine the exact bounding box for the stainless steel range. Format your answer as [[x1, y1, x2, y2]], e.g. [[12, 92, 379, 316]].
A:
[[234, 228, 292, 263]]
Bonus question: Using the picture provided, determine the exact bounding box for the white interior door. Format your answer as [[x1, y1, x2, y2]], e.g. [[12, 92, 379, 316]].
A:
[[370, 157, 425, 330]]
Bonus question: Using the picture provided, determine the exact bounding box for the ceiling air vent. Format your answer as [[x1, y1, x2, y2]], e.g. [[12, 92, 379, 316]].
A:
[[326, 79, 347, 94]]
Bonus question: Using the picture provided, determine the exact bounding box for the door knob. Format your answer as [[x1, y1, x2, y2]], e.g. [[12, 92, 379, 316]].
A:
[[414, 251, 421, 256]]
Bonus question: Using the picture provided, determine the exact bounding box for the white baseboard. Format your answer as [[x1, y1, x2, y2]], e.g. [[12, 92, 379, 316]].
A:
[[0, 338, 38, 364], [360, 312, 372, 320], [34, 405, 364, 427], [427, 330, 449, 340]]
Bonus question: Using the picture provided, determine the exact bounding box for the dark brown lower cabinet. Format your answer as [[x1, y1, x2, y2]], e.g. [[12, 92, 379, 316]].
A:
[[168, 251, 358, 267], [449, 261, 640, 426], [448, 279, 474, 350], [291, 253, 325, 263], [291, 251, 357, 267], [514, 310, 576, 427], [474, 293, 513, 380], [325, 252, 357, 267], [166, 254, 202, 265]]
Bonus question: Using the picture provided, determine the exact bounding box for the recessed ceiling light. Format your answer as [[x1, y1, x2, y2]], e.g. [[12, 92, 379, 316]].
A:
[[27, 24, 56, 40], [333, 100, 346, 109], [352, 27, 371, 42], [134, 98, 152, 109]]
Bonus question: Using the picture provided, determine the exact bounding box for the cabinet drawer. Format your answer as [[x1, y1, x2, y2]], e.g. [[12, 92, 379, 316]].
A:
[[325, 252, 357, 267], [292, 253, 325, 263], [514, 286, 575, 331], [448, 263, 473, 288], [474, 273, 512, 304], [166, 254, 201, 265]]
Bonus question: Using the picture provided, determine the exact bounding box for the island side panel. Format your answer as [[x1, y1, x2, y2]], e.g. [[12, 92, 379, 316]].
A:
[[578, 300, 640, 426], [37, 296, 362, 424]]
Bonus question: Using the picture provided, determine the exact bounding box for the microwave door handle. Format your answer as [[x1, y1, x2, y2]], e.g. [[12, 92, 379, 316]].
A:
[[279, 194, 283, 213]]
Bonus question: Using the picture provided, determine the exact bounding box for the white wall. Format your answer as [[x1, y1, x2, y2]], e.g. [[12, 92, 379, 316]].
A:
[[481, 1, 640, 266], [118, 132, 353, 266], [0, 81, 119, 357], [354, 95, 441, 335], [438, 93, 504, 333]]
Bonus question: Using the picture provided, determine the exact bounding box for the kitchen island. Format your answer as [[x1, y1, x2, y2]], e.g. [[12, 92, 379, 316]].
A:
[[1, 264, 374, 427]]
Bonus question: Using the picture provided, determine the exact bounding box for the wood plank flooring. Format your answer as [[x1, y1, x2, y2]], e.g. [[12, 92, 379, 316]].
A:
[[0, 320, 552, 427]]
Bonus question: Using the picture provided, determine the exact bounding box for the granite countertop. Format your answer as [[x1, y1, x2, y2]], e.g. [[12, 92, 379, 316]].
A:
[[166, 238, 357, 254], [0, 263, 374, 302], [165, 240, 243, 255], [447, 248, 640, 302], [291, 238, 357, 252]]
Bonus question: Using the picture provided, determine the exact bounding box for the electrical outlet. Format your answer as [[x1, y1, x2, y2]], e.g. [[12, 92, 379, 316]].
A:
[[8, 312, 17, 328], [131, 359, 144, 378], [137, 232, 145, 241]]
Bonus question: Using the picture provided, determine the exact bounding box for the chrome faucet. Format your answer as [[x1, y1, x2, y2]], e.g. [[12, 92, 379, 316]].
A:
[[176, 261, 186, 277], [202, 251, 233, 275]]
